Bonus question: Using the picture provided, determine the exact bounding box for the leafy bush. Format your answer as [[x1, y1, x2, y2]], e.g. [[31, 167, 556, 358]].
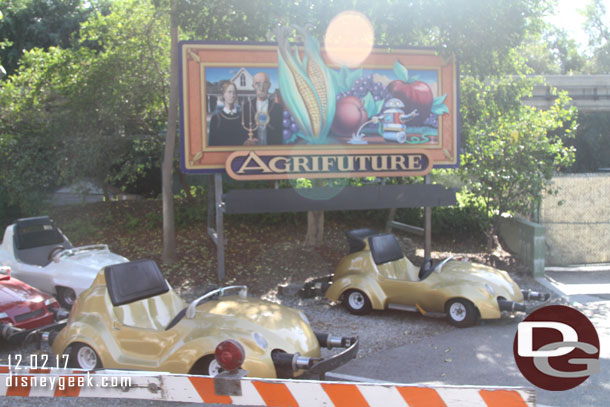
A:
[[459, 75, 576, 248], [60, 218, 98, 242], [392, 191, 486, 237], [106, 136, 164, 197], [174, 198, 207, 228]]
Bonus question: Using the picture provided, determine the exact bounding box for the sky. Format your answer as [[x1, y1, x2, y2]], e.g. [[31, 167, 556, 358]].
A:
[[547, 0, 610, 49]]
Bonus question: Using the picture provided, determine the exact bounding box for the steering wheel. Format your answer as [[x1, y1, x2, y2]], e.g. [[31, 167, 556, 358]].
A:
[[48, 245, 65, 261], [418, 258, 434, 280]]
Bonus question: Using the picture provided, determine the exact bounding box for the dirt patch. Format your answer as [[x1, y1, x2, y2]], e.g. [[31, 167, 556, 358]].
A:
[[48, 200, 535, 298]]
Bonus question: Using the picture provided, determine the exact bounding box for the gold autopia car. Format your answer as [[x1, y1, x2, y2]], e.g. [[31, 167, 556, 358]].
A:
[[325, 229, 548, 327], [51, 259, 357, 378]]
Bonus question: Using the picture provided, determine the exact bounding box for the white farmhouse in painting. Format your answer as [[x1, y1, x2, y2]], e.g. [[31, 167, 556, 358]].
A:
[[231, 68, 254, 92]]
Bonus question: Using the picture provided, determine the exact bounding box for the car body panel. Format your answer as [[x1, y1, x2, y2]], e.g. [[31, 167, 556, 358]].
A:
[[0, 218, 128, 298], [0, 266, 58, 330], [324, 253, 388, 310], [53, 269, 325, 378], [326, 232, 525, 321]]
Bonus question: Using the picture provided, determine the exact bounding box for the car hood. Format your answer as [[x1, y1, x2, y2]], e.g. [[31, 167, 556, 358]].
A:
[[433, 260, 523, 299], [193, 296, 318, 354], [0, 277, 51, 310]]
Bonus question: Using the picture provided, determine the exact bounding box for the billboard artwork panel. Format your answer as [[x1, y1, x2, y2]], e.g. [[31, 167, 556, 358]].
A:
[[180, 35, 459, 179]]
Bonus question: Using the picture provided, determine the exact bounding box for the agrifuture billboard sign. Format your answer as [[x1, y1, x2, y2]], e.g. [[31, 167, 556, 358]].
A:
[[180, 27, 459, 180]]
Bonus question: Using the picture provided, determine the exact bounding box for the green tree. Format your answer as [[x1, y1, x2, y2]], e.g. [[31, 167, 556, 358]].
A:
[[0, 0, 100, 76], [0, 0, 169, 217], [459, 74, 577, 250], [0, 10, 6, 78], [0, 47, 68, 218], [61, 0, 170, 195], [582, 0, 610, 73], [520, 28, 586, 74]]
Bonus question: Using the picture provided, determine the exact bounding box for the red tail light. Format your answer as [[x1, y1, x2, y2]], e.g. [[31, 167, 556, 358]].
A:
[[215, 340, 245, 372]]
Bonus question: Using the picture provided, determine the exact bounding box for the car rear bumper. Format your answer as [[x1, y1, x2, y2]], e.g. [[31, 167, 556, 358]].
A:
[[272, 333, 359, 379], [497, 290, 550, 313]]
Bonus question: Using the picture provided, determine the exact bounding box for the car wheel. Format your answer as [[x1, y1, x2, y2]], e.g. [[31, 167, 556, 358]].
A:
[[190, 355, 223, 376], [70, 343, 102, 370], [343, 290, 372, 315], [57, 287, 76, 309], [445, 299, 478, 328]]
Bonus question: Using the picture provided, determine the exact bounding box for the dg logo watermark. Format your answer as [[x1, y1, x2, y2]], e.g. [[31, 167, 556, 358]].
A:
[[513, 305, 600, 391]]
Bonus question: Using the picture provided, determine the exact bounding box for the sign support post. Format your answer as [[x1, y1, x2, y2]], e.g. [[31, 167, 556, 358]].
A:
[[207, 174, 226, 282], [424, 174, 432, 259]]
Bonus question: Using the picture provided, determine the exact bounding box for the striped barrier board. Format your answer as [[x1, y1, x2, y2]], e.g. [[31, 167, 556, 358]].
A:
[[0, 366, 536, 407]]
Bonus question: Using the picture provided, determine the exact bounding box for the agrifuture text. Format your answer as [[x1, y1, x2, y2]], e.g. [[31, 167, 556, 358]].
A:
[[226, 150, 432, 180]]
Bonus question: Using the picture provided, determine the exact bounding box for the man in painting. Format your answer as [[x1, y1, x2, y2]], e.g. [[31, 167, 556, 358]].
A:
[[208, 81, 248, 146], [242, 72, 284, 145]]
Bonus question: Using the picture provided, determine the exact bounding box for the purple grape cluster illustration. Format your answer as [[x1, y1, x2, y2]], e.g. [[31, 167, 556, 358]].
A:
[[335, 74, 390, 102], [282, 110, 299, 142]]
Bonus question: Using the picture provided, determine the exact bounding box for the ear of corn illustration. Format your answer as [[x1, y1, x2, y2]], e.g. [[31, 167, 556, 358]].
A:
[[277, 26, 336, 144]]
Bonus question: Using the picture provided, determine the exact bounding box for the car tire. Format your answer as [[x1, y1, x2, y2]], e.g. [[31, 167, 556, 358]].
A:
[[57, 287, 76, 309], [190, 355, 223, 376], [343, 290, 372, 315], [69, 343, 102, 370], [445, 299, 478, 328]]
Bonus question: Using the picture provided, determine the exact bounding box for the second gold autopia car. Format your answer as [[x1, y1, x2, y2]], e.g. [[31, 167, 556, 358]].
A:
[[51, 259, 357, 378], [324, 229, 549, 327]]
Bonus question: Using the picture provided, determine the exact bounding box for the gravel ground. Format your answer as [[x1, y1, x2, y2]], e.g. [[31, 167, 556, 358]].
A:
[[0, 265, 556, 407]]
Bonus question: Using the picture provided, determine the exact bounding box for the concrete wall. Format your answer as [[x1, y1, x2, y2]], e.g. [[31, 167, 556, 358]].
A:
[[499, 216, 546, 278], [540, 173, 610, 266], [523, 75, 610, 113]]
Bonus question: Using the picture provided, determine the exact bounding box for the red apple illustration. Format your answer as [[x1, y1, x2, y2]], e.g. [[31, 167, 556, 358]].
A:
[[387, 80, 434, 126], [332, 95, 368, 137]]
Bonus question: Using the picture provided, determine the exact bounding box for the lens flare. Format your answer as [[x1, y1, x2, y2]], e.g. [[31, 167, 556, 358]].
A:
[[324, 11, 374, 68]]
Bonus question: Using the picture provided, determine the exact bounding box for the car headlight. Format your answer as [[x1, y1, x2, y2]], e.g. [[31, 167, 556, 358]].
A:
[[253, 332, 268, 350], [44, 298, 58, 306], [0, 312, 8, 319], [485, 283, 495, 296]]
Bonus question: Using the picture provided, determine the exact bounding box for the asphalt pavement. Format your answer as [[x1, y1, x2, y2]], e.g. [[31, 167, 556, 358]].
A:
[[3, 270, 609, 407], [332, 269, 610, 407]]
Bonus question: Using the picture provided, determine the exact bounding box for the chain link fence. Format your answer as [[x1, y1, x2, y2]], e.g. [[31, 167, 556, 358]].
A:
[[540, 173, 610, 266]]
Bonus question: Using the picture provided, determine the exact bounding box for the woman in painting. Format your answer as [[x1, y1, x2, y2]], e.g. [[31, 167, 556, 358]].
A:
[[208, 81, 248, 146]]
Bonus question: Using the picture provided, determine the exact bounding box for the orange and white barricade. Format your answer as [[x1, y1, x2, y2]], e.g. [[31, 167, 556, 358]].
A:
[[1, 366, 535, 406]]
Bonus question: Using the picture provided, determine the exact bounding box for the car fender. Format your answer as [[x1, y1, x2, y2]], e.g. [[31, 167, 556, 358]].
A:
[[162, 337, 221, 373], [442, 286, 501, 319], [326, 272, 387, 310], [167, 335, 277, 377], [53, 321, 112, 363]]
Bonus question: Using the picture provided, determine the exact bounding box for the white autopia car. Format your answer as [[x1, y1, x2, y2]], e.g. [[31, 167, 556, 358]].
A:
[[0, 216, 128, 308]]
